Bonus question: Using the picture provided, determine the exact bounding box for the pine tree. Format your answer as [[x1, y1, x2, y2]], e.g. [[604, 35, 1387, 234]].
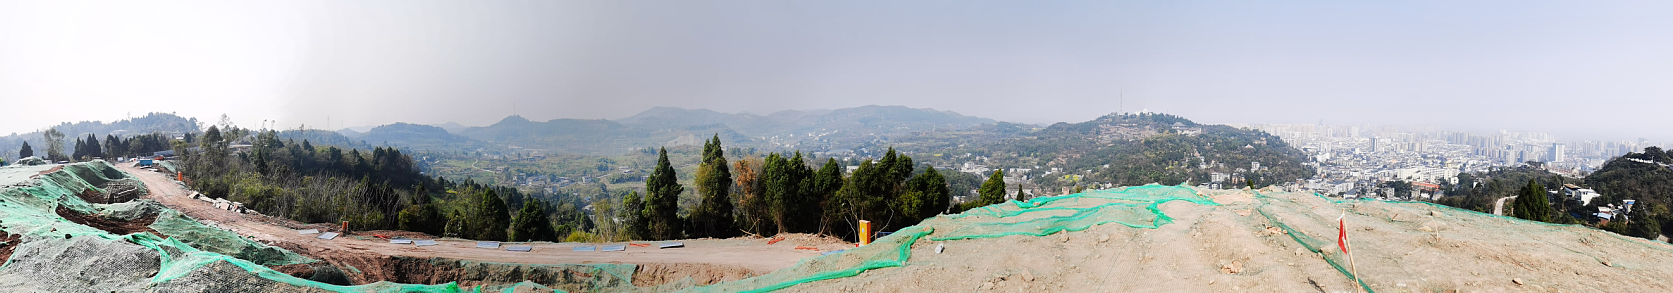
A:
[[644, 147, 685, 240], [978, 169, 1007, 206], [1512, 179, 1552, 223], [1624, 202, 1661, 240], [510, 199, 556, 242], [19, 141, 32, 158], [689, 135, 736, 238], [812, 158, 846, 235], [72, 138, 86, 160], [1015, 185, 1029, 202], [621, 191, 648, 240], [85, 134, 102, 159], [468, 188, 511, 241], [901, 166, 949, 221]]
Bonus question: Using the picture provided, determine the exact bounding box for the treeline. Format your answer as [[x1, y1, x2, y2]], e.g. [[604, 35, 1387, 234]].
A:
[[178, 126, 591, 243], [1433, 148, 1673, 242], [612, 136, 1006, 242], [13, 127, 180, 163], [69, 133, 176, 161]]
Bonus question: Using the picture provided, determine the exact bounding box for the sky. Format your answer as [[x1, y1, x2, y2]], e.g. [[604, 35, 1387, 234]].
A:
[[1, 1, 1670, 141]]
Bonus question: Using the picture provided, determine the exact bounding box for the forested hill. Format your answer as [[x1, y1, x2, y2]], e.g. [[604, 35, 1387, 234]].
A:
[[899, 113, 1315, 192], [0, 112, 200, 159], [337, 105, 996, 156], [614, 105, 995, 137], [1037, 113, 1314, 188], [1584, 147, 1673, 210], [454, 116, 752, 156]]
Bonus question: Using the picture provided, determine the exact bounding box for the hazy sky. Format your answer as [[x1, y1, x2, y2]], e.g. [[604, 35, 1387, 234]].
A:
[[2, 1, 1670, 141]]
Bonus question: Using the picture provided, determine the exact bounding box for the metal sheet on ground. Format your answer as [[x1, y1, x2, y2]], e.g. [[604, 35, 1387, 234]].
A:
[[505, 245, 533, 252], [413, 240, 438, 246], [572, 246, 596, 252], [659, 241, 684, 249], [390, 239, 413, 244], [601, 245, 626, 252], [476, 241, 500, 249], [297, 229, 319, 235], [317, 232, 339, 240]]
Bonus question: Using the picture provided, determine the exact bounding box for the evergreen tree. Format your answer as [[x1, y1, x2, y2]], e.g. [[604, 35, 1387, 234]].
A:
[[900, 166, 950, 221], [72, 138, 86, 160], [643, 147, 685, 240], [763, 153, 794, 233], [19, 141, 32, 158], [85, 134, 102, 159], [104, 134, 124, 158], [812, 158, 846, 235], [444, 210, 467, 238], [689, 135, 736, 238], [468, 188, 511, 241], [510, 199, 557, 242], [978, 169, 1007, 206], [621, 191, 648, 240], [202, 126, 223, 148], [1015, 185, 1029, 202], [1626, 202, 1662, 240], [1512, 179, 1552, 223], [397, 203, 447, 236]]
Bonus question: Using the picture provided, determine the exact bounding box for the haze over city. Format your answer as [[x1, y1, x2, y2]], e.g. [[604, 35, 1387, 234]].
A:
[[3, 1, 1670, 141]]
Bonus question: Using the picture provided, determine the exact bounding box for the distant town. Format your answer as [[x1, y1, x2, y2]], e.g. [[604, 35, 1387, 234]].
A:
[[1243, 123, 1655, 200]]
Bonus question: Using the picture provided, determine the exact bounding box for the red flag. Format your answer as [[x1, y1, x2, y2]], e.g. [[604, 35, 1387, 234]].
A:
[[1337, 212, 1349, 254]]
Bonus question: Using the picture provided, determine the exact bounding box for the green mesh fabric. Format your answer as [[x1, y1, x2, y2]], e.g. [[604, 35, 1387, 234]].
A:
[[148, 209, 315, 266], [0, 161, 490, 293], [934, 184, 1218, 241]]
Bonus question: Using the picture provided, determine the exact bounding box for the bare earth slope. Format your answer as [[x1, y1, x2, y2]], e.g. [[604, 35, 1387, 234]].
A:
[[116, 163, 844, 289], [691, 186, 1673, 292]]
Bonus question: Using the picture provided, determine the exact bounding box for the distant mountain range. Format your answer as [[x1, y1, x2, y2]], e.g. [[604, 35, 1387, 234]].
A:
[[338, 105, 999, 155]]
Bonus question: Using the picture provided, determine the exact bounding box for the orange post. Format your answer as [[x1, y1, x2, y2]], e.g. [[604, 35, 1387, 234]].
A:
[[858, 220, 872, 246], [341, 221, 348, 233]]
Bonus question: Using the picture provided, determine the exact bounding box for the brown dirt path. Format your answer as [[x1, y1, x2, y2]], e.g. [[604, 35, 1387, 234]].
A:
[[116, 163, 838, 286]]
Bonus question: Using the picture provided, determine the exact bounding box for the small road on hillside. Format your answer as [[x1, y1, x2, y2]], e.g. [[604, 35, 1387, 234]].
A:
[[116, 163, 835, 274], [1494, 196, 1517, 216]]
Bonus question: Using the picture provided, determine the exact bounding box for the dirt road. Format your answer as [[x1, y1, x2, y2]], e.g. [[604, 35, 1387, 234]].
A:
[[1494, 195, 1516, 216], [116, 163, 842, 284]]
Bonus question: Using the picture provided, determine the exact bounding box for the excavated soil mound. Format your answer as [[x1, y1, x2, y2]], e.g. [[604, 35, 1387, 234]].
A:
[[0, 231, 17, 265], [633, 263, 766, 288], [55, 205, 162, 238]]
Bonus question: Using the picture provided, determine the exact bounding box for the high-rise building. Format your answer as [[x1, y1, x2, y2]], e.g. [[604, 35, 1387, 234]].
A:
[[1370, 137, 1378, 153], [1550, 143, 1566, 163]]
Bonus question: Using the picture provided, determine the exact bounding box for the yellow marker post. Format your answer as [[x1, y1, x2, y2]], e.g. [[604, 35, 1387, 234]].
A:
[[858, 220, 872, 246]]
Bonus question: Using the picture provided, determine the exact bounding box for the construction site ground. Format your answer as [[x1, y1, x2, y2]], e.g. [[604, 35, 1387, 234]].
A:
[[709, 187, 1673, 292], [8, 161, 1673, 292], [114, 163, 850, 289]]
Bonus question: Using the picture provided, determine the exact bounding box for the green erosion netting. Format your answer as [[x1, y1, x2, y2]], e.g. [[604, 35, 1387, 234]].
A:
[[0, 161, 511, 292], [148, 209, 315, 266], [933, 184, 1218, 241], [689, 184, 1217, 293]]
